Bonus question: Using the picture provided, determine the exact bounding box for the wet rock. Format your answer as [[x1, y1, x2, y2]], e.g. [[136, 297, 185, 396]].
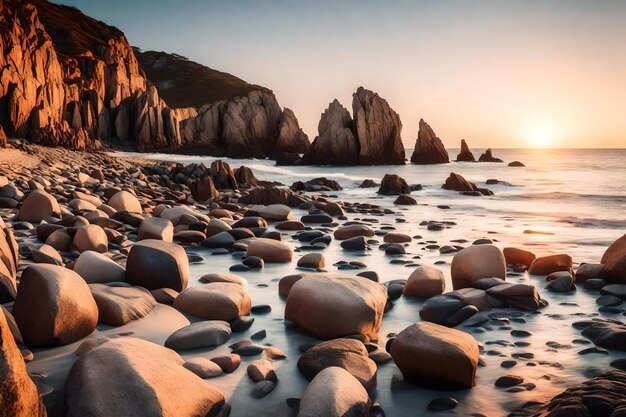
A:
[[247, 359, 277, 382], [600, 284, 626, 299], [138, 217, 174, 242], [341, 236, 368, 251], [419, 295, 478, 326], [17, 189, 60, 222], [478, 148, 503, 162], [126, 239, 189, 291], [31, 243, 62, 265], [575, 263, 606, 283], [201, 231, 235, 249], [297, 338, 377, 391], [579, 320, 626, 352], [165, 321, 232, 350], [65, 338, 225, 417], [495, 374, 524, 388], [285, 272, 387, 339], [394, 194, 417, 205], [403, 266, 445, 298], [298, 253, 325, 269], [334, 225, 374, 240], [389, 322, 479, 389], [108, 190, 142, 213], [89, 284, 156, 326], [486, 283, 542, 310], [508, 161, 525, 167], [602, 233, 626, 283], [246, 238, 293, 263], [211, 354, 241, 373], [183, 357, 224, 379], [451, 244, 506, 289], [528, 254, 573, 275], [13, 264, 98, 347], [410, 119, 449, 164], [427, 397, 459, 411], [73, 224, 108, 253], [546, 272, 576, 293], [74, 251, 125, 284], [174, 283, 251, 321], [456, 139, 475, 162], [503, 247, 536, 267], [377, 174, 410, 195], [298, 367, 370, 417]]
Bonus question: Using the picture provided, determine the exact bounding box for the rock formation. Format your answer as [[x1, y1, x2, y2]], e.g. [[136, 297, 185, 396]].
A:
[[456, 139, 475, 162], [302, 88, 405, 165], [411, 119, 449, 164], [180, 90, 309, 158], [478, 148, 503, 162], [0, 0, 181, 149]]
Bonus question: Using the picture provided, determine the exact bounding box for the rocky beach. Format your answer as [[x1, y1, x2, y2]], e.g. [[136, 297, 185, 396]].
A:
[[1, 0, 625, 416]]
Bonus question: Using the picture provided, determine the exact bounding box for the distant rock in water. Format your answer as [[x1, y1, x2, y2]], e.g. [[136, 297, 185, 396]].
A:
[[301, 100, 359, 165], [442, 173, 493, 196], [302, 87, 405, 165], [508, 160, 525, 167], [478, 148, 503, 162], [411, 119, 450, 164], [352, 87, 405, 165], [180, 90, 309, 158], [456, 139, 475, 162], [378, 174, 411, 195]]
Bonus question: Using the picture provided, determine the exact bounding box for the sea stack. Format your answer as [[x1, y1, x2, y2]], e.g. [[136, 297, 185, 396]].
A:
[[410, 119, 450, 164], [456, 139, 475, 162], [478, 148, 503, 162], [302, 87, 405, 165]]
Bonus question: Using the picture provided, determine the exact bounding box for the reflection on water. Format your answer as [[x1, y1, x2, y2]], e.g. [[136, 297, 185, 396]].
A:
[[30, 148, 625, 416]]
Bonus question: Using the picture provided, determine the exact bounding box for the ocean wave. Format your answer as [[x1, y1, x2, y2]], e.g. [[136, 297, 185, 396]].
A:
[[509, 191, 626, 203]]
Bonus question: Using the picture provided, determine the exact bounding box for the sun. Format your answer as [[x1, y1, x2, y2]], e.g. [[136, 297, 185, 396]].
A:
[[527, 126, 556, 148]]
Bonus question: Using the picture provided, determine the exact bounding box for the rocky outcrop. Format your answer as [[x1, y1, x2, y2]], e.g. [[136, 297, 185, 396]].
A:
[[411, 119, 449, 164], [0, 218, 18, 302], [273, 108, 310, 156], [180, 90, 308, 158], [352, 87, 405, 165], [442, 173, 493, 196], [478, 148, 503, 162], [302, 88, 405, 165], [456, 139, 475, 162], [0, 0, 181, 149]]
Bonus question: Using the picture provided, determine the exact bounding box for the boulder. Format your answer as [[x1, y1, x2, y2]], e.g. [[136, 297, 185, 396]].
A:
[[200, 273, 247, 286], [297, 338, 377, 391], [575, 263, 606, 282], [297, 367, 370, 417], [601, 233, 626, 283], [394, 194, 417, 205], [528, 254, 573, 275], [508, 161, 525, 167], [410, 119, 449, 164], [0, 308, 46, 417], [246, 238, 293, 263], [174, 283, 251, 321], [183, 357, 224, 379], [334, 224, 374, 240], [478, 148, 503, 162], [73, 224, 108, 253], [403, 266, 445, 298], [0, 219, 18, 302], [451, 244, 506, 289], [254, 204, 293, 221], [503, 247, 536, 267], [165, 320, 232, 350], [383, 233, 411, 243], [12, 264, 98, 347], [17, 189, 60, 222], [73, 251, 126, 284], [89, 284, 157, 326], [285, 273, 387, 339], [160, 206, 209, 225], [31, 243, 63, 265], [419, 295, 477, 326], [579, 320, 626, 351], [298, 253, 326, 269], [108, 190, 142, 213], [126, 240, 189, 291], [389, 322, 479, 389], [138, 217, 174, 242], [377, 174, 410, 195], [65, 338, 225, 417], [456, 139, 475, 162], [486, 282, 542, 310]]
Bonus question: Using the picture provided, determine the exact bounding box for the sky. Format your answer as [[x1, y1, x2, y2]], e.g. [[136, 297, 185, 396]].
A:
[[56, 0, 626, 148]]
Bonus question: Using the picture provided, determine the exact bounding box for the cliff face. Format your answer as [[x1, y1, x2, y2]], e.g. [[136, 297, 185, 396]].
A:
[[0, 0, 180, 149]]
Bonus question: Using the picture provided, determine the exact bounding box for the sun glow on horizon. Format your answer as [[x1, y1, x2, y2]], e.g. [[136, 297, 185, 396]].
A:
[[526, 124, 558, 148]]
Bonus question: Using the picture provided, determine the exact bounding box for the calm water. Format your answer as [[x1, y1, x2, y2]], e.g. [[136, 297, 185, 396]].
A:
[[32, 148, 626, 416]]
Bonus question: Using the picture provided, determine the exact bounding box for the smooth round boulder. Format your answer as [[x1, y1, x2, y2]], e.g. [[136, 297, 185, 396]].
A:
[[73, 224, 108, 253], [297, 338, 377, 391], [73, 251, 126, 284], [403, 266, 445, 298], [199, 273, 247, 286], [285, 272, 387, 339], [528, 254, 573, 275], [165, 320, 232, 350], [160, 206, 210, 225], [17, 189, 60, 222], [298, 367, 369, 417], [298, 253, 326, 269], [334, 225, 374, 240], [246, 238, 292, 263], [451, 244, 506, 289], [126, 240, 189, 291], [503, 247, 536, 267], [12, 264, 98, 347], [89, 284, 157, 326], [389, 321, 479, 389], [383, 233, 411, 243], [65, 338, 226, 417], [601, 233, 626, 283], [254, 204, 293, 221], [174, 283, 251, 321], [107, 190, 142, 213], [138, 217, 174, 242], [183, 357, 224, 379]]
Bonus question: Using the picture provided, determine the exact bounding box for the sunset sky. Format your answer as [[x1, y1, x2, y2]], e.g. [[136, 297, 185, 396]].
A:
[[58, 0, 626, 148]]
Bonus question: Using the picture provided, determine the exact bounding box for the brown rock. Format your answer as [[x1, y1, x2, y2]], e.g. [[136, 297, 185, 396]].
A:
[[503, 247, 536, 267], [73, 224, 108, 253], [403, 266, 445, 298], [377, 174, 410, 195], [456, 139, 475, 162], [411, 119, 449, 164], [174, 283, 251, 321], [451, 245, 506, 289], [528, 254, 573, 275], [602, 233, 626, 283], [17, 190, 60, 222], [125, 240, 189, 291]]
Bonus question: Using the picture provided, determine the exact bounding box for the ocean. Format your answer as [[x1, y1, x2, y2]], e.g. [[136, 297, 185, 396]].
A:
[[105, 148, 626, 416]]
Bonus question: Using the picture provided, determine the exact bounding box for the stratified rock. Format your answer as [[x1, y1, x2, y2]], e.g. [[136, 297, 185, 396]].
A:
[[352, 87, 405, 165], [602, 233, 626, 283], [301, 100, 359, 165], [411, 119, 449, 164], [0, 308, 46, 417], [12, 264, 98, 347], [298, 367, 370, 417], [0, 218, 18, 302], [285, 272, 387, 339], [388, 322, 479, 389], [65, 338, 225, 417], [456, 139, 475, 162], [377, 174, 410, 195], [478, 148, 503, 162]]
